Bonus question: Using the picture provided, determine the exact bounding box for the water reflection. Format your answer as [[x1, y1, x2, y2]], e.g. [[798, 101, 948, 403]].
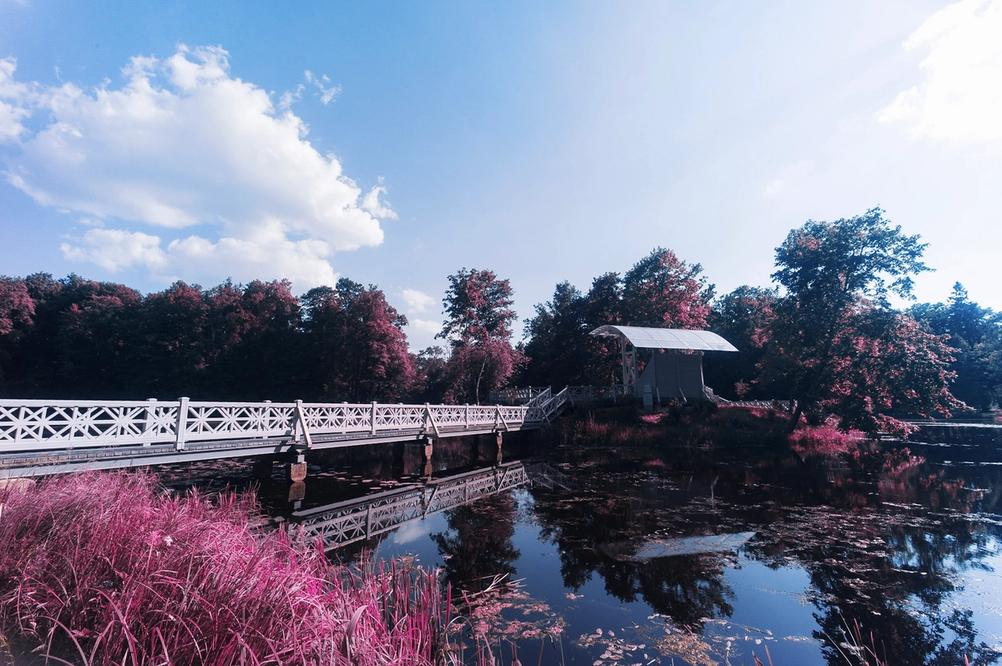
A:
[[159, 428, 1002, 664]]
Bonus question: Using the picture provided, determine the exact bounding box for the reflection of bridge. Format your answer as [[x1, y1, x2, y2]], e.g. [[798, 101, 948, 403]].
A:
[[290, 460, 563, 550], [0, 393, 572, 478]]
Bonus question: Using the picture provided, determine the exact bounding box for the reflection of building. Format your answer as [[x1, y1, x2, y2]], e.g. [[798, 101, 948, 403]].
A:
[[590, 325, 737, 404], [291, 460, 562, 549]]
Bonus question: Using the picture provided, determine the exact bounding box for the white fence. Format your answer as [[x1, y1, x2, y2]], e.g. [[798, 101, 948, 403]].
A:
[[0, 398, 544, 453]]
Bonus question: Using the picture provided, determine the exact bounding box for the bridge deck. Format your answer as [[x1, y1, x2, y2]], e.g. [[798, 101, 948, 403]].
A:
[[0, 397, 567, 478]]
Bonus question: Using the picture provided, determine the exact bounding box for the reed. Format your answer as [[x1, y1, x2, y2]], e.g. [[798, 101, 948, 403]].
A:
[[0, 472, 461, 665]]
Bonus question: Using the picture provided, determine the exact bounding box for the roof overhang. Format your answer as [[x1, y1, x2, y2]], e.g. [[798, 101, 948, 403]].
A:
[[590, 325, 738, 352]]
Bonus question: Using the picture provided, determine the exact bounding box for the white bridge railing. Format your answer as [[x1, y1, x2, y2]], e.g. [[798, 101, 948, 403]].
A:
[[0, 398, 546, 453]]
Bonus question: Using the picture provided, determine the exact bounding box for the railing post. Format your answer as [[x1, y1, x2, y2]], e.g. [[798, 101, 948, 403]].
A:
[[371, 401, 377, 435], [465, 403, 470, 428], [294, 399, 313, 448], [293, 400, 303, 443], [175, 397, 189, 451], [142, 398, 157, 447]]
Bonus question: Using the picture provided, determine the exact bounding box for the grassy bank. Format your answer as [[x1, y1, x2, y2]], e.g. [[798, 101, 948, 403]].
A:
[[560, 403, 793, 448], [0, 473, 460, 665]]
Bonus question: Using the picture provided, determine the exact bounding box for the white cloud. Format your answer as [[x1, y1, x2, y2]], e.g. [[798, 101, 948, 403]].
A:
[[304, 70, 340, 106], [60, 228, 167, 272], [878, 0, 1002, 141], [398, 288, 439, 350], [0, 58, 30, 142], [362, 181, 399, 220], [1, 45, 396, 289], [409, 318, 441, 335], [401, 287, 435, 314]]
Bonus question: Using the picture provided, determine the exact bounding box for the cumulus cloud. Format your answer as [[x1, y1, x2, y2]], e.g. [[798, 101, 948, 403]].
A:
[[1, 45, 397, 290], [409, 318, 441, 335], [401, 287, 435, 314], [878, 0, 1002, 141], [60, 228, 167, 272]]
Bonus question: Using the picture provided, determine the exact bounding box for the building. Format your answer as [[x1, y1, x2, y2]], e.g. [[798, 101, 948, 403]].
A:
[[589, 325, 737, 405]]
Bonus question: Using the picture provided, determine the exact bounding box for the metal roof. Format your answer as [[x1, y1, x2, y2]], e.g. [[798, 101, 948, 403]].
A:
[[590, 325, 738, 352]]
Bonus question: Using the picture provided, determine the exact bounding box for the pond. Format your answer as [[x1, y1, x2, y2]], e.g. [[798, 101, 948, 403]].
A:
[[160, 425, 1002, 665]]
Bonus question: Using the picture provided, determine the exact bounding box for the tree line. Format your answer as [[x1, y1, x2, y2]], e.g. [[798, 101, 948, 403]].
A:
[[521, 208, 1001, 433], [0, 272, 515, 405], [2, 208, 1000, 432]]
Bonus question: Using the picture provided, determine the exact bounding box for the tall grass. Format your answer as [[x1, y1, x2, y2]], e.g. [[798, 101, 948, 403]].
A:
[[788, 422, 867, 458], [0, 472, 458, 665]]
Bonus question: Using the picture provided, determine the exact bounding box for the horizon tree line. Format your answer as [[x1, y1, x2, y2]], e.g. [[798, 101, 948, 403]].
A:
[[1, 208, 1000, 431]]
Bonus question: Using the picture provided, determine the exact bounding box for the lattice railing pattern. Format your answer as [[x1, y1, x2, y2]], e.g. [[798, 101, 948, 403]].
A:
[[297, 462, 543, 548], [0, 397, 546, 453]]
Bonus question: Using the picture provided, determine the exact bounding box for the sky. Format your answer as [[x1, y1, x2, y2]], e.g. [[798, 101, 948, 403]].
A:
[[1, 0, 1001, 349]]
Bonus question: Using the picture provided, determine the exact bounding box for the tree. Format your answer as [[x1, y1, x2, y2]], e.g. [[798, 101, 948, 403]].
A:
[[0, 277, 35, 389], [410, 346, 449, 402], [704, 286, 778, 399], [301, 278, 413, 402], [621, 248, 713, 329], [521, 282, 590, 387], [817, 307, 963, 434], [911, 283, 1002, 411], [438, 268, 521, 403], [767, 208, 961, 432]]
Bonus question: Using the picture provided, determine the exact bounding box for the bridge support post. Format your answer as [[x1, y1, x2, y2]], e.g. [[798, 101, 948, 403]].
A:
[[495, 431, 504, 465], [423, 436, 435, 478], [287, 450, 307, 483], [288, 480, 306, 508]]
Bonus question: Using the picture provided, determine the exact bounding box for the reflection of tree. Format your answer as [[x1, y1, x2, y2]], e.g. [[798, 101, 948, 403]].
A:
[[536, 441, 1002, 663], [530, 466, 734, 629], [603, 555, 733, 628], [432, 493, 519, 586], [744, 453, 1002, 665]]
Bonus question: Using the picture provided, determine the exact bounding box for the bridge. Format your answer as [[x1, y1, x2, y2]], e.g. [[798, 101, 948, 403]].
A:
[[289, 459, 565, 550], [0, 390, 572, 478]]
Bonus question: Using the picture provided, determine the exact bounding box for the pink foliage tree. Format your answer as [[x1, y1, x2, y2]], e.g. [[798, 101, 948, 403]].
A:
[[438, 268, 522, 404], [621, 247, 713, 328]]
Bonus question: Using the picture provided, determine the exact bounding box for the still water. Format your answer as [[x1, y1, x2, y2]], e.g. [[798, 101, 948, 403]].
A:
[[161, 427, 1002, 665]]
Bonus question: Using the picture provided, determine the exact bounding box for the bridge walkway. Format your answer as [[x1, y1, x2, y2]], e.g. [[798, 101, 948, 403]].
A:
[[0, 393, 572, 478]]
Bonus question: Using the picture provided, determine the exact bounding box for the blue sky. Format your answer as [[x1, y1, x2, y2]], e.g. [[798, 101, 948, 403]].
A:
[[2, 0, 1001, 349]]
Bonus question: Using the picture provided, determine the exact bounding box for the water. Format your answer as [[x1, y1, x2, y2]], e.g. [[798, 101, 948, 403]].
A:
[[160, 428, 1002, 665]]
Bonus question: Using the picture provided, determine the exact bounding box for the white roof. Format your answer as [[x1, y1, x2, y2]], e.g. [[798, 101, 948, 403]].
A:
[[590, 325, 738, 352]]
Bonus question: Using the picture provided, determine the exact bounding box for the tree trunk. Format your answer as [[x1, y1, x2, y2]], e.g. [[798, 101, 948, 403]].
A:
[[787, 401, 805, 434], [474, 356, 487, 405]]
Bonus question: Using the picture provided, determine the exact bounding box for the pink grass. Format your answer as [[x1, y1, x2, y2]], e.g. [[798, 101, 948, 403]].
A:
[[0, 472, 460, 665], [788, 422, 866, 458]]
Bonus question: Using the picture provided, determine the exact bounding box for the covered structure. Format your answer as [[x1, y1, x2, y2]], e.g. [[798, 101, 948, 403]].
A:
[[589, 325, 737, 404]]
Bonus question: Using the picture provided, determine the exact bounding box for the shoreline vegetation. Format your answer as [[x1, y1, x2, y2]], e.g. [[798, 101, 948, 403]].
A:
[[0, 406, 980, 665], [0, 473, 487, 665]]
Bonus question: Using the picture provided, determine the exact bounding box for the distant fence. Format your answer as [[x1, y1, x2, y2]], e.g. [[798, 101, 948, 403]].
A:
[[492, 385, 629, 406]]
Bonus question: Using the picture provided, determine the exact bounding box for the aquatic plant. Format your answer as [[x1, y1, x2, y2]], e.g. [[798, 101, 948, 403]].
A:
[[0, 472, 460, 665], [788, 422, 867, 458]]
